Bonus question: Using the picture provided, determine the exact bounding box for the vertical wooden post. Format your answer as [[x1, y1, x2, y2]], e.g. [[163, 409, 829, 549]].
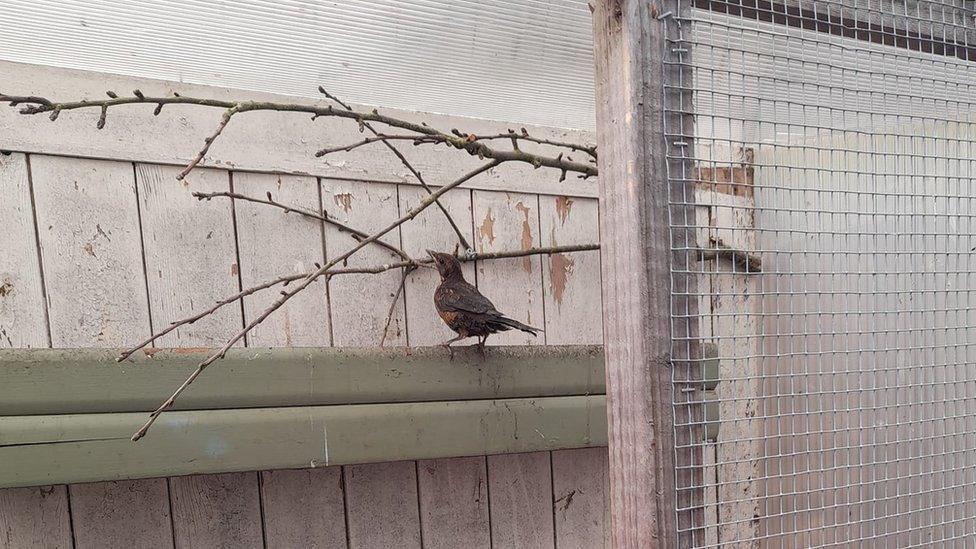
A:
[[593, 0, 699, 546]]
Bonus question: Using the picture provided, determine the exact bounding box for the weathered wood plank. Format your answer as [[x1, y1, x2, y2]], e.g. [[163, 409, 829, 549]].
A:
[[0, 61, 598, 198], [0, 486, 72, 549], [170, 473, 263, 549], [323, 179, 407, 346], [552, 447, 610, 549], [259, 468, 347, 549], [0, 396, 608, 489], [68, 480, 173, 549], [472, 190, 545, 345], [487, 451, 555, 549], [417, 456, 490, 549], [0, 153, 65, 549], [232, 173, 343, 549], [398, 186, 476, 346], [0, 152, 47, 349], [233, 172, 331, 347], [702, 443, 719, 547], [706, 191, 762, 546], [539, 195, 603, 345], [344, 461, 422, 549], [29, 155, 151, 347], [0, 346, 606, 415], [28, 155, 169, 547], [136, 164, 243, 345], [591, 1, 690, 546], [143, 173, 264, 549]]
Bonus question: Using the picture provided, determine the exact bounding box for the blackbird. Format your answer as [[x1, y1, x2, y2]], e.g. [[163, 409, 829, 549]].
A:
[[427, 250, 540, 355]]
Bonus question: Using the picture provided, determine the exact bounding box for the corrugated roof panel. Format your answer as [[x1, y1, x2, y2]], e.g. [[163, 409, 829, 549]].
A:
[[0, 0, 596, 129]]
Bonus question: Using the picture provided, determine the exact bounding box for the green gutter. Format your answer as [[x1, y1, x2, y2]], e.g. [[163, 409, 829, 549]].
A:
[[0, 346, 607, 487]]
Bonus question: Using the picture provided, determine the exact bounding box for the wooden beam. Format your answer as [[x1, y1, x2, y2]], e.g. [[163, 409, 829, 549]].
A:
[[0, 346, 604, 415], [592, 1, 700, 546], [0, 395, 607, 488]]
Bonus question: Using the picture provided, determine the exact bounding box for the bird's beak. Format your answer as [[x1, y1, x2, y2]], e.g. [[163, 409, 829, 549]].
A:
[[426, 249, 437, 260]]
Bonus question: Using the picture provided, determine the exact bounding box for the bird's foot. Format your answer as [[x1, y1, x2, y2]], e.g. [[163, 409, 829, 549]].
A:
[[441, 343, 455, 361], [474, 338, 487, 360]]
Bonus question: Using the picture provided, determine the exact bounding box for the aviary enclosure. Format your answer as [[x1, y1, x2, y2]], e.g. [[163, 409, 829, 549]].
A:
[[655, 0, 976, 546], [2, 0, 976, 547]]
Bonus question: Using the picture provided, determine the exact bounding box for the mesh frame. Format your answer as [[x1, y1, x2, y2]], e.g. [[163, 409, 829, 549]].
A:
[[664, 1, 976, 546]]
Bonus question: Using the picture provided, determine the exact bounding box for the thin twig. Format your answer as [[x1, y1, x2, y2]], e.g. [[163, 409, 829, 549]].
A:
[[0, 94, 52, 106], [192, 190, 412, 262], [318, 87, 474, 252], [459, 129, 598, 160], [130, 160, 502, 441], [312, 126, 598, 161], [0, 92, 597, 179], [459, 243, 599, 262], [323, 243, 602, 275], [117, 242, 599, 365], [314, 134, 440, 156], [116, 273, 305, 363], [178, 107, 237, 180], [379, 266, 414, 347]]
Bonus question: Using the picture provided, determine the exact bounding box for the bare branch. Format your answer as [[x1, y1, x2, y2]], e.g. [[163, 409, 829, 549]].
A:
[[314, 134, 440, 156], [458, 129, 598, 160], [130, 160, 502, 441], [96, 105, 108, 129], [0, 94, 53, 106], [457, 243, 599, 262], [323, 242, 602, 276], [117, 241, 598, 368], [318, 87, 474, 253], [192, 190, 411, 262], [0, 92, 598, 180], [115, 273, 304, 363], [379, 266, 414, 347], [178, 107, 237, 180]]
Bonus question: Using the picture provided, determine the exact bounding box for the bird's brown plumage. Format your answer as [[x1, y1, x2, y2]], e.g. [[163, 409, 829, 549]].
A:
[[427, 250, 540, 352]]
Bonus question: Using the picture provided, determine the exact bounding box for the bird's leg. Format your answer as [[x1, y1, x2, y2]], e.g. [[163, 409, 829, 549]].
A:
[[440, 334, 466, 361], [476, 335, 488, 359]]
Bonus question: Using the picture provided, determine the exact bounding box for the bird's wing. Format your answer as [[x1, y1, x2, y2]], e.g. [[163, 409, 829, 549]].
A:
[[438, 281, 499, 315]]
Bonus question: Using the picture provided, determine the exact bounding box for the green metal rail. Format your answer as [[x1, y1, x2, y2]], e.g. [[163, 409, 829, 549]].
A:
[[0, 346, 607, 488]]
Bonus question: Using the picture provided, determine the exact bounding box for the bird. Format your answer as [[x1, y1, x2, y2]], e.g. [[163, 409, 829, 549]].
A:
[[427, 249, 540, 355]]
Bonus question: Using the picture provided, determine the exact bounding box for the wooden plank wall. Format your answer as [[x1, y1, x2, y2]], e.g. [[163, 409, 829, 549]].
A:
[[0, 151, 609, 548], [695, 151, 763, 547]]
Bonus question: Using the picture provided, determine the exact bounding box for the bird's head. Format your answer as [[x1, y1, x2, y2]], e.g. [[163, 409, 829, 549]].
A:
[[427, 249, 464, 281]]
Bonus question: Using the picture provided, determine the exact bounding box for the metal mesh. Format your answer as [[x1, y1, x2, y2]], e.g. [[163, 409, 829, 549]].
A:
[[665, 1, 976, 546]]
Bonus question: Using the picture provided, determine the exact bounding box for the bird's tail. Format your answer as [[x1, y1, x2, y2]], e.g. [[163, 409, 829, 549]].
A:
[[491, 316, 541, 336]]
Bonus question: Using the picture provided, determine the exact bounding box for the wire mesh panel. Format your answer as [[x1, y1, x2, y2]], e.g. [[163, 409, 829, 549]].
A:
[[666, 1, 976, 546]]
